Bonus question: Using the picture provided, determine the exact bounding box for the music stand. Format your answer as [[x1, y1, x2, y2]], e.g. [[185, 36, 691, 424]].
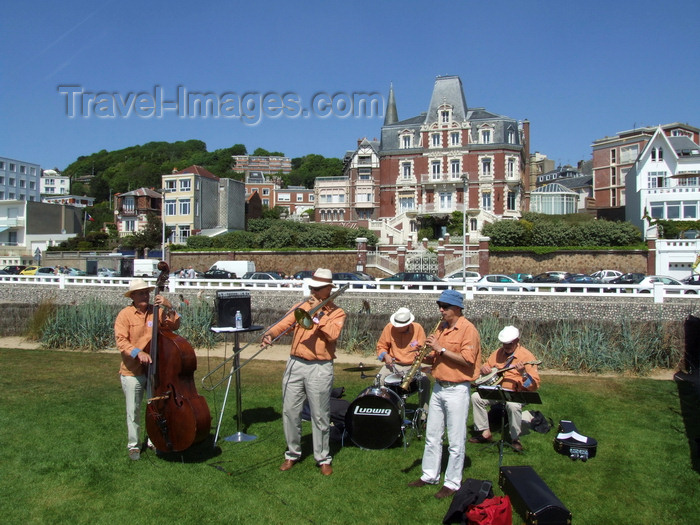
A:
[[477, 385, 542, 467], [211, 325, 264, 444]]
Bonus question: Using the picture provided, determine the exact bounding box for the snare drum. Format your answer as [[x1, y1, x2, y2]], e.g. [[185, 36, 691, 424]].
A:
[[384, 372, 419, 396], [345, 386, 404, 449]]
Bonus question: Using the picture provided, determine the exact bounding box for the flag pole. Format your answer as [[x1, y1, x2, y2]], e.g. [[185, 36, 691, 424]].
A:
[[83, 210, 87, 237]]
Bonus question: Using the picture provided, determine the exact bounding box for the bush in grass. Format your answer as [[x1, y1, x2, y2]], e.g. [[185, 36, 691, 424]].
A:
[[39, 299, 216, 352], [25, 299, 58, 341]]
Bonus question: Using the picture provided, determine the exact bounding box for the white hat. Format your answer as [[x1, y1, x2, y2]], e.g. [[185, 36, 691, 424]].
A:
[[124, 278, 155, 298], [390, 307, 415, 328], [305, 268, 336, 288], [498, 326, 520, 344]]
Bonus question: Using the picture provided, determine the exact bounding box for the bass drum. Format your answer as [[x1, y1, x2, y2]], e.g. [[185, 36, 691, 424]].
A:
[[345, 386, 404, 449]]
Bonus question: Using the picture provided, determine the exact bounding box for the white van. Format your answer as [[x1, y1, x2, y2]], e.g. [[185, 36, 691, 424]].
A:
[[133, 259, 159, 277], [208, 260, 255, 278]]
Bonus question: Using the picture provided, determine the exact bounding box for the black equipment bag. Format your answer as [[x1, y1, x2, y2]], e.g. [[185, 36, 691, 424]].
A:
[[499, 465, 571, 525], [442, 479, 494, 524]]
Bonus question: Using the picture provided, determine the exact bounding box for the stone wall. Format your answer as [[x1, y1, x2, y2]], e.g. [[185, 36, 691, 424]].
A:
[[2, 284, 697, 336], [484, 250, 648, 276]]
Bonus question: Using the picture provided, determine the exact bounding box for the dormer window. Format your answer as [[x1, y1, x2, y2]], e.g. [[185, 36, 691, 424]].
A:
[[481, 129, 492, 144], [401, 133, 412, 149], [441, 110, 450, 123]]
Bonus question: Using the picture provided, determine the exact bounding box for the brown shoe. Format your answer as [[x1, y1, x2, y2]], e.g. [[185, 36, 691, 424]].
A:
[[319, 463, 333, 476], [511, 440, 523, 452], [279, 459, 297, 471], [468, 434, 493, 444], [434, 486, 456, 499], [408, 479, 430, 488]]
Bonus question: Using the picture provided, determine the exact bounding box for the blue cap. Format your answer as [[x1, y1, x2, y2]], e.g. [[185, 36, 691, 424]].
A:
[[437, 289, 464, 309]]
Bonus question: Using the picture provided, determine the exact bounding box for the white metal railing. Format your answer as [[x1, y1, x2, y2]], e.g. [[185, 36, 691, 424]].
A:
[[0, 275, 697, 302]]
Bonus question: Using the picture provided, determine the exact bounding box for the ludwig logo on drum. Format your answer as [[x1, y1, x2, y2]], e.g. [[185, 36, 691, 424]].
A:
[[353, 406, 393, 417]]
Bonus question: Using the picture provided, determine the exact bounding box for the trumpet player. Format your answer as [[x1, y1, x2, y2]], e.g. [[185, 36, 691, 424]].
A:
[[408, 289, 481, 500], [376, 307, 430, 414], [261, 268, 346, 476]]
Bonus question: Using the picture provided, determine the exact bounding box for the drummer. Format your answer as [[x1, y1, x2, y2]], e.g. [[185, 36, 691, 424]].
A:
[[376, 307, 430, 415]]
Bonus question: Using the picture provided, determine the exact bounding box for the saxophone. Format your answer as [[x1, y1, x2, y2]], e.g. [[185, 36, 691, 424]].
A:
[[399, 318, 443, 390]]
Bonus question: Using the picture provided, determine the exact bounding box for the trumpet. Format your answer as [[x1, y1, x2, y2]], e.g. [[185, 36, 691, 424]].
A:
[[399, 318, 443, 390], [201, 284, 349, 391]]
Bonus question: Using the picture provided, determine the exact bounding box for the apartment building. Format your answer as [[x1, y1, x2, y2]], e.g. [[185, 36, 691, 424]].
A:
[[591, 122, 700, 210], [0, 156, 42, 202]]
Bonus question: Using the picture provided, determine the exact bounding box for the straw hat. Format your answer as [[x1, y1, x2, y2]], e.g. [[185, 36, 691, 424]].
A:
[[124, 279, 155, 298], [390, 307, 415, 328], [305, 268, 336, 288], [498, 326, 520, 344]]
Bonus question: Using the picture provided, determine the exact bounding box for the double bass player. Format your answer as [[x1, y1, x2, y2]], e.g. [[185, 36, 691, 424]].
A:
[[115, 279, 179, 460]]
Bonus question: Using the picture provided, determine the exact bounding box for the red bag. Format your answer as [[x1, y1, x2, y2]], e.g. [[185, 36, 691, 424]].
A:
[[465, 495, 512, 525]]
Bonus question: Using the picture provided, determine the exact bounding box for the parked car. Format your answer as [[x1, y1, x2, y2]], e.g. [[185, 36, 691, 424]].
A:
[[590, 269, 623, 283], [352, 271, 375, 281], [97, 267, 118, 277], [681, 274, 700, 286], [20, 266, 40, 275], [475, 274, 534, 292], [293, 270, 314, 280], [637, 275, 698, 294], [603, 272, 646, 293], [243, 271, 286, 280], [444, 270, 481, 283], [201, 269, 235, 279], [380, 272, 448, 290], [509, 273, 533, 283], [20, 266, 55, 275], [609, 272, 646, 285], [557, 274, 603, 292], [65, 267, 86, 276], [531, 271, 571, 283], [332, 272, 376, 289], [2, 265, 26, 275]]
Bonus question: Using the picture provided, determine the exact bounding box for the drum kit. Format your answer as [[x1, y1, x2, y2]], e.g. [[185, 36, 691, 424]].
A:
[[342, 364, 431, 450]]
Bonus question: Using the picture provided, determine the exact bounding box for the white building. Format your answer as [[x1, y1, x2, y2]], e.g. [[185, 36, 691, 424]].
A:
[[626, 126, 700, 239], [40, 169, 71, 196]]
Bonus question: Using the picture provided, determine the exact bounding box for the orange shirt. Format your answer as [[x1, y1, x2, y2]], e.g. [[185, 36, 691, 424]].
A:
[[267, 298, 346, 361], [376, 322, 427, 365], [430, 316, 481, 383], [115, 304, 180, 376], [485, 344, 540, 392]]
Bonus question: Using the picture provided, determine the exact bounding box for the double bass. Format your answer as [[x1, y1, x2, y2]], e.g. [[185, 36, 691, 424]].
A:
[[145, 262, 211, 452]]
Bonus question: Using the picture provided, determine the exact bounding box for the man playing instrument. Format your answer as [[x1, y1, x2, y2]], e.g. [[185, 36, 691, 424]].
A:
[[469, 325, 540, 452], [408, 289, 481, 499], [115, 279, 179, 460], [261, 268, 346, 476], [375, 307, 430, 416]]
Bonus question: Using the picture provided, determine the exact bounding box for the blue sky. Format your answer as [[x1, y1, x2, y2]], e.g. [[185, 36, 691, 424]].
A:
[[2, 0, 699, 172]]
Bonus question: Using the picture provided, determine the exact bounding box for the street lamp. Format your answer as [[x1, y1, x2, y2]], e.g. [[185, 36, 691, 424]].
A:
[[158, 188, 168, 255], [461, 173, 469, 285]]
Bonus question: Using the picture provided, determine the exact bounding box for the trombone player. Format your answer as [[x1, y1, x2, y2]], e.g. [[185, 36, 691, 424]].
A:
[[261, 268, 346, 476]]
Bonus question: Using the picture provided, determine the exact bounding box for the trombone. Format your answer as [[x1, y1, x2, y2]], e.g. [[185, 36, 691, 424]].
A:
[[201, 284, 349, 391]]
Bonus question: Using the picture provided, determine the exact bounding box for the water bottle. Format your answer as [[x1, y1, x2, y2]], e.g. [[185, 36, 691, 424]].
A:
[[235, 310, 243, 330]]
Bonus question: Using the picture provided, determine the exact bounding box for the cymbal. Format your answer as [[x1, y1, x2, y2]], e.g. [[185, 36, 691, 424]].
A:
[[343, 365, 377, 372]]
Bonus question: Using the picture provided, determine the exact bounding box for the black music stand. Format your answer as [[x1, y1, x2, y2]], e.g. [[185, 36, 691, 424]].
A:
[[211, 325, 264, 444], [477, 385, 542, 467]]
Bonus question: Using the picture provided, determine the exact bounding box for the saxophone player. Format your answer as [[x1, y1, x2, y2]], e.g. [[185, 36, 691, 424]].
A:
[[375, 307, 430, 415], [408, 289, 481, 500]]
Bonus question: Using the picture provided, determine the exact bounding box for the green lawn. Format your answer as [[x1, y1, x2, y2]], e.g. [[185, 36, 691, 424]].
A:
[[1, 348, 698, 525]]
